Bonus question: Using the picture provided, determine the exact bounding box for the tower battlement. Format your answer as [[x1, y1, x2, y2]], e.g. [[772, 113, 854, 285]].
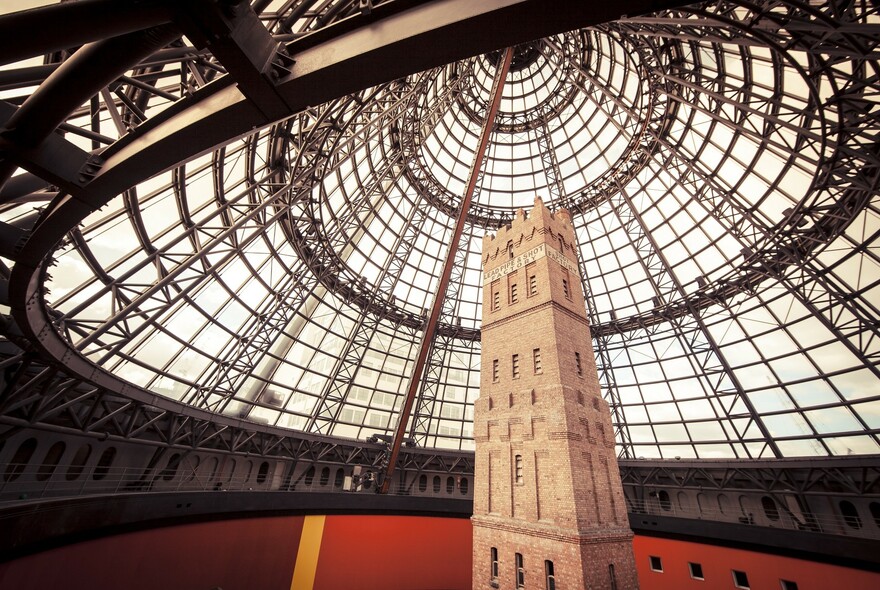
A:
[[482, 197, 577, 271]]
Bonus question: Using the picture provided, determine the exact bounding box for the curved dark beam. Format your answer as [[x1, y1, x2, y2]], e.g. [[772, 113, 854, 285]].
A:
[[13, 0, 688, 266], [4, 0, 687, 446], [0, 0, 173, 67]]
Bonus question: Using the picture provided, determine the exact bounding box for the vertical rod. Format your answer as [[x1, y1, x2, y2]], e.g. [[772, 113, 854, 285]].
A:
[[379, 47, 514, 494]]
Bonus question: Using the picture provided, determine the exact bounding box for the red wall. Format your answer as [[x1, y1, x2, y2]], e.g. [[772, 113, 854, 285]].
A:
[[0, 515, 304, 590], [315, 515, 472, 590], [634, 536, 880, 590], [0, 514, 470, 590], [0, 514, 876, 590]]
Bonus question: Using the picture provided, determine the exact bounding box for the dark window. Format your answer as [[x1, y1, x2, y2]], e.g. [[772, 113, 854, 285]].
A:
[[533, 348, 542, 374], [334, 468, 345, 489], [510, 283, 519, 304], [446, 476, 455, 494], [870, 502, 880, 529], [66, 444, 92, 481], [418, 474, 427, 492], [433, 475, 441, 493], [512, 354, 520, 379], [761, 496, 779, 521], [493, 290, 501, 310], [460, 478, 469, 495], [689, 562, 704, 580], [649, 556, 663, 572], [257, 461, 270, 484], [840, 500, 862, 529], [493, 359, 500, 382], [515, 553, 525, 588], [658, 490, 672, 511], [303, 466, 315, 486], [37, 441, 66, 482], [162, 453, 181, 481], [545, 560, 555, 590], [732, 570, 750, 589], [93, 447, 116, 481], [609, 564, 618, 590], [780, 580, 799, 590], [575, 352, 582, 376], [562, 278, 570, 298], [319, 466, 330, 486], [507, 240, 514, 259], [515, 454, 523, 485], [206, 457, 219, 481], [528, 272, 537, 297], [491, 547, 499, 580], [5, 438, 37, 482]]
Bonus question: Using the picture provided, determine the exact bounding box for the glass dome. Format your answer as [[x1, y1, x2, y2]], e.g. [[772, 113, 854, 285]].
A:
[[2, 0, 878, 459]]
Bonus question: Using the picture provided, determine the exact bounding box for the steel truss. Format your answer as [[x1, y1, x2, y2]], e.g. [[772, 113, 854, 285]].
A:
[[0, 0, 876, 461]]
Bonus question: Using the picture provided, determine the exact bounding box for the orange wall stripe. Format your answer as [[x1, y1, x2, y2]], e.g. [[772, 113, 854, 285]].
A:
[[290, 515, 326, 590]]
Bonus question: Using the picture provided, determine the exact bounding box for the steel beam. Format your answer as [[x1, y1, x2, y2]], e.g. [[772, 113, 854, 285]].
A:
[[378, 46, 513, 494]]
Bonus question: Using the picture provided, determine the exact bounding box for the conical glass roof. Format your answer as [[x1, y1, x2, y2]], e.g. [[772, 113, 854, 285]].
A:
[[2, 0, 878, 459]]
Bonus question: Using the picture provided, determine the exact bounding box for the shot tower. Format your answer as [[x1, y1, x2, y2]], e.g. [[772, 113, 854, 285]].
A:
[[473, 197, 638, 589]]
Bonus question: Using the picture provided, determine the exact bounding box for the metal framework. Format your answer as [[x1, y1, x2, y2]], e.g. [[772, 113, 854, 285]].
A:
[[0, 0, 877, 473]]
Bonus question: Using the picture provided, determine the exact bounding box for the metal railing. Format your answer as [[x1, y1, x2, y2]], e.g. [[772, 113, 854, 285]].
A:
[[627, 497, 880, 540], [0, 462, 471, 505]]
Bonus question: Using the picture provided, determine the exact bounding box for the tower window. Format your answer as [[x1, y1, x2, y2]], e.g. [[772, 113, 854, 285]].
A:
[[515, 553, 525, 588], [533, 348, 542, 374], [510, 282, 519, 304], [689, 562, 704, 580], [512, 354, 520, 379], [515, 454, 523, 485], [491, 280, 501, 310], [545, 560, 555, 590], [649, 556, 663, 572], [493, 359, 499, 383], [575, 352, 583, 376], [732, 570, 750, 589], [561, 270, 571, 299], [609, 564, 617, 590], [491, 547, 499, 580], [508, 240, 514, 259], [527, 264, 537, 297]]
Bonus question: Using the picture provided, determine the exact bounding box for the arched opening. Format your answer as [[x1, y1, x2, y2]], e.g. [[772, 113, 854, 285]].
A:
[[418, 474, 427, 492], [4, 438, 37, 482], [657, 490, 671, 511], [761, 496, 780, 521], [840, 500, 862, 529], [319, 466, 330, 486], [93, 447, 117, 481], [65, 444, 92, 481], [257, 461, 270, 484], [37, 441, 66, 482], [162, 453, 181, 481]]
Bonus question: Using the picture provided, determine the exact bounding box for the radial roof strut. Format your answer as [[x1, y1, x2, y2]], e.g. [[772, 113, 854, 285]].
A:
[[379, 47, 515, 494]]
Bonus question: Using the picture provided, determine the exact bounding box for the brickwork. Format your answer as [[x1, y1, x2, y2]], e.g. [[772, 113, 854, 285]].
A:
[[473, 197, 638, 589]]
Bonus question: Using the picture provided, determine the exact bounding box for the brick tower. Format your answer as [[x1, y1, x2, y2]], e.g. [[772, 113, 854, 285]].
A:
[[473, 197, 638, 590]]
